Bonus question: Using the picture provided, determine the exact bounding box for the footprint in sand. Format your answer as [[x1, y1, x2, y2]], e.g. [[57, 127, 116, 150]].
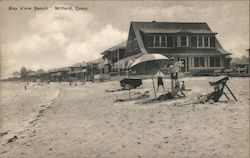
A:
[[0, 131, 8, 137], [148, 120, 154, 124], [223, 144, 231, 149], [7, 135, 18, 143], [163, 136, 169, 144], [154, 144, 161, 149]]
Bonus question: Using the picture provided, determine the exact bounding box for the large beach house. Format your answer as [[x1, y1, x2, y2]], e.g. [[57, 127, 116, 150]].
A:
[[119, 21, 231, 75]]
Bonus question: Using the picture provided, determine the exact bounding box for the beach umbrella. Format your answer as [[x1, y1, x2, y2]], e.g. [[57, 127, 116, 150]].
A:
[[112, 54, 143, 99], [130, 53, 169, 68], [113, 59, 134, 69], [113, 57, 137, 99], [130, 53, 169, 99], [113, 54, 142, 69]]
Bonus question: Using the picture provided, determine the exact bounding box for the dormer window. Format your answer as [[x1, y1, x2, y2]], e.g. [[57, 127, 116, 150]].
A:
[[154, 36, 160, 47], [148, 35, 214, 48], [204, 37, 209, 47], [181, 36, 188, 47], [167, 36, 173, 47], [192, 36, 214, 48], [210, 37, 215, 47], [153, 36, 167, 47], [191, 36, 197, 47], [198, 36, 203, 47], [161, 36, 166, 47]]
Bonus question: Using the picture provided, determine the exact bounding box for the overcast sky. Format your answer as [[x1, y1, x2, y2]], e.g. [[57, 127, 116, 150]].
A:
[[0, 1, 249, 78]]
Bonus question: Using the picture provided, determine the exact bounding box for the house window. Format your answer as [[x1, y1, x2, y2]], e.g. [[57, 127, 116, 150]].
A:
[[113, 51, 118, 62], [154, 36, 160, 47], [174, 36, 177, 47], [161, 36, 166, 47], [107, 52, 111, 60], [113, 51, 118, 58], [191, 37, 197, 47], [119, 50, 125, 59], [198, 37, 203, 47], [153, 36, 167, 47], [167, 36, 173, 47], [204, 37, 209, 47], [210, 57, 221, 67], [210, 37, 215, 47], [181, 36, 187, 47], [194, 57, 205, 67]]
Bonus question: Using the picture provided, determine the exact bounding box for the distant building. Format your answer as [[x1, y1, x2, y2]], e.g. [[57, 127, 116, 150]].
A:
[[26, 72, 36, 81], [87, 58, 105, 81], [48, 67, 71, 81], [101, 41, 127, 65], [101, 41, 126, 74], [230, 56, 249, 76], [123, 21, 231, 75], [64, 62, 87, 81]]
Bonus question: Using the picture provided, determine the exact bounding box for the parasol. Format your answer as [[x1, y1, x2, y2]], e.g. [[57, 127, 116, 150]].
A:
[[129, 53, 169, 99], [130, 53, 169, 68]]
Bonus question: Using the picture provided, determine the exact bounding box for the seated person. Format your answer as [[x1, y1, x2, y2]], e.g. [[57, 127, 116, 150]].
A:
[[157, 80, 185, 100], [174, 80, 186, 97], [180, 81, 191, 91], [196, 82, 226, 103]]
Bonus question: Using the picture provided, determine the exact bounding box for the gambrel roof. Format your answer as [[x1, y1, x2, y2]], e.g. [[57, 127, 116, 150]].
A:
[[127, 21, 230, 55]]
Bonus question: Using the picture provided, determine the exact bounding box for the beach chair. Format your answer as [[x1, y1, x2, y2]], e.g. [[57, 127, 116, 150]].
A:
[[208, 76, 237, 101]]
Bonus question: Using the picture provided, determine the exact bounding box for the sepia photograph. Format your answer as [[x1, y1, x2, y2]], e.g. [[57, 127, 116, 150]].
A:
[[0, 0, 249, 158]]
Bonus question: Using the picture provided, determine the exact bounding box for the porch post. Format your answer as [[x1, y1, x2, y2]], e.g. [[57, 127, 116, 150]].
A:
[[118, 49, 120, 61]]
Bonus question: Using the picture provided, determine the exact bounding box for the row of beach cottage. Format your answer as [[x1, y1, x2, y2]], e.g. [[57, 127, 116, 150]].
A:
[[27, 21, 250, 82]]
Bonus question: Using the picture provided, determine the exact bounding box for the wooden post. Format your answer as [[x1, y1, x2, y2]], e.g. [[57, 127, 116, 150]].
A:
[[118, 49, 120, 61], [91, 64, 94, 83], [171, 79, 174, 92], [152, 75, 157, 99], [128, 69, 131, 99]]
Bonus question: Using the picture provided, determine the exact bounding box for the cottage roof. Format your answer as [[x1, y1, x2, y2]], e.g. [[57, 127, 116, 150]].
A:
[[140, 28, 216, 34], [57, 67, 70, 71], [132, 22, 215, 33], [71, 61, 87, 67], [27, 72, 36, 76], [215, 38, 231, 55], [88, 58, 104, 64], [101, 41, 127, 55], [129, 21, 230, 55], [231, 57, 249, 65]]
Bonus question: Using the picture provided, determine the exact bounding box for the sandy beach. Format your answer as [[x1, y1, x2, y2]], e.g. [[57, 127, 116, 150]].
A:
[[0, 77, 249, 158]]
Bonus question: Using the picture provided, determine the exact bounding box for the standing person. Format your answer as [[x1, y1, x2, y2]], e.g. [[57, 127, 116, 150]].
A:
[[24, 84, 27, 90], [157, 76, 165, 92]]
